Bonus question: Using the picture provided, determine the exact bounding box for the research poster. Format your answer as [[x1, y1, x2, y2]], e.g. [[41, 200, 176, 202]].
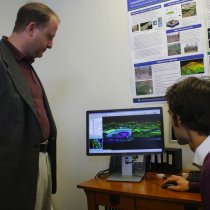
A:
[[127, 0, 209, 103]]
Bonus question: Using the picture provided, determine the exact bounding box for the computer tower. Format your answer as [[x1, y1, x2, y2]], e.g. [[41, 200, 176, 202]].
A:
[[109, 155, 122, 173], [165, 148, 182, 174]]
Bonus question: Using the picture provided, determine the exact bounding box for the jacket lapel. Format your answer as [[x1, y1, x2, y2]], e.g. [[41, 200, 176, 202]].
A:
[[0, 41, 38, 119]]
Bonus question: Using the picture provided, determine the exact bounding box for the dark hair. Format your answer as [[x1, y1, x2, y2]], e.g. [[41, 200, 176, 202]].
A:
[[165, 76, 210, 135], [13, 2, 60, 32]]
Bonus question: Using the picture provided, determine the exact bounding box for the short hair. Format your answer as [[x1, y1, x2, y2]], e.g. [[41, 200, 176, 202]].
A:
[[13, 2, 60, 32], [165, 76, 210, 135]]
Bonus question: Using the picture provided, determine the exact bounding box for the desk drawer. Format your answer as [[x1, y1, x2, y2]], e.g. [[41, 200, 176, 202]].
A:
[[95, 192, 135, 210], [136, 198, 202, 210]]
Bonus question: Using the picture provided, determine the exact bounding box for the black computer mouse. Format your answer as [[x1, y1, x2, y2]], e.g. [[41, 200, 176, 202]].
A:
[[162, 181, 177, 189]]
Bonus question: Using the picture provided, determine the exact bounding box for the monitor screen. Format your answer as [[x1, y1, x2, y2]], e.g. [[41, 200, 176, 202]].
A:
[[86, 107, 165, 156]]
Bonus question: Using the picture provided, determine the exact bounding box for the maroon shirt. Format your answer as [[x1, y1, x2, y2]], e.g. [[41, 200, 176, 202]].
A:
[[3, 36, 50, 141], [189, 153, 210, 210]]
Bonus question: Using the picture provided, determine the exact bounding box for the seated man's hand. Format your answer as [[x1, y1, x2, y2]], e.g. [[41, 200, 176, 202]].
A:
[[163, 175, 189, 191]]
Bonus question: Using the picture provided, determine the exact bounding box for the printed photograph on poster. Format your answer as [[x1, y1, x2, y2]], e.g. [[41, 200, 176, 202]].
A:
[[180, 58, 204, 76]]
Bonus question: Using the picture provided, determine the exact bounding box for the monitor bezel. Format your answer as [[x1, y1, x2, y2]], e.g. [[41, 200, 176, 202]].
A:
[[86, 107, 165, 156]]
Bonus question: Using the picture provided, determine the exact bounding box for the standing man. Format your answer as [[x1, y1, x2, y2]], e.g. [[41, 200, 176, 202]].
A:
[[0, 2, 60, 210], [164, 77, 210, 210]]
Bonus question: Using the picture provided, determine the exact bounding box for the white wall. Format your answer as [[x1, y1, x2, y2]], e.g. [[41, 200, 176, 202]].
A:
[[0, 1, 197, 210]]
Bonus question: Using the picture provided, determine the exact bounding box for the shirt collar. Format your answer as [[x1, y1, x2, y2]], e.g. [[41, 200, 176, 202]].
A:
[[193, 135, 210, 168], [2, 36, 34, 64]]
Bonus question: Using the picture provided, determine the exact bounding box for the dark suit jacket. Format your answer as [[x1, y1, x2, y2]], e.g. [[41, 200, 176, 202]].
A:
[[0, 40, 57, 210]]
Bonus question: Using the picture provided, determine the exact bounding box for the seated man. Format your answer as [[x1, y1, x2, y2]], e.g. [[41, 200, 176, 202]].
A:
[[164, 76, 210, 210]]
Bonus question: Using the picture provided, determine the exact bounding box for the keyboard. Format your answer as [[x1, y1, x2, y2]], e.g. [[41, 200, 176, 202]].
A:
[[187, 171, 201, 182]]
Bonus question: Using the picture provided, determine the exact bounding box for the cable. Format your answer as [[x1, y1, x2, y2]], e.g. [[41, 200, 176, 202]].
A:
[[125, 155, 139, 164], [95, 168, 110, 180]]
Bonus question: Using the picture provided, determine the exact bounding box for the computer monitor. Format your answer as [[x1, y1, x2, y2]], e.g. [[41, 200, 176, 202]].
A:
[[86, 107, 165, 182]]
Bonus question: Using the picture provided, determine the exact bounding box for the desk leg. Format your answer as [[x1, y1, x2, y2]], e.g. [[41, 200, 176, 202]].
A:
[[85, 190, 99, 210]]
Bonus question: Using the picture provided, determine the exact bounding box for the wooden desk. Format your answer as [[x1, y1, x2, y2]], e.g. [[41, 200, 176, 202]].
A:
[[77, 172, 203, 210]]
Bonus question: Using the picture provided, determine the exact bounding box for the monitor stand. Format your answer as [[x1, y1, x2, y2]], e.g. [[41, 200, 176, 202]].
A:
[[107, 155, 146, 182]]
